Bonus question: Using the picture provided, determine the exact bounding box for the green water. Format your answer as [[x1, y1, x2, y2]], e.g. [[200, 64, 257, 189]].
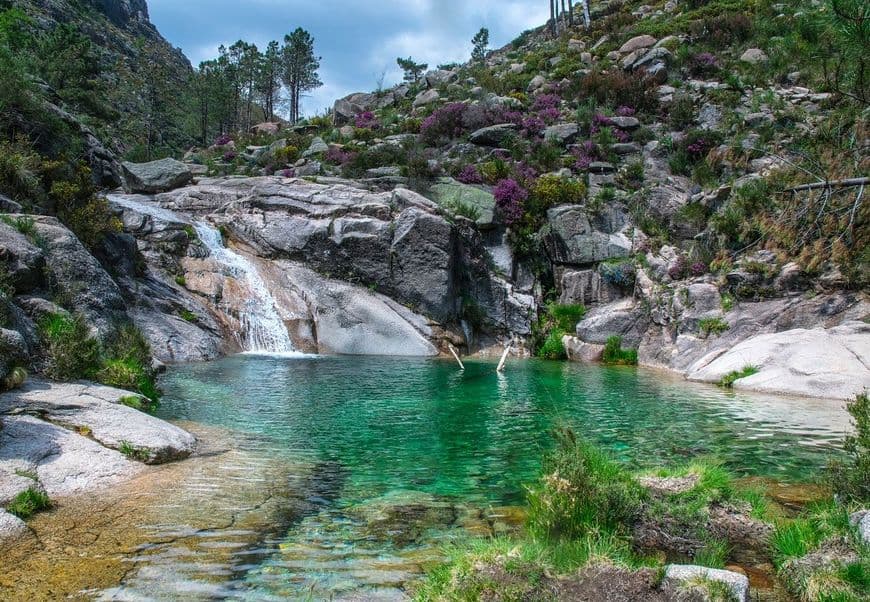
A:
[[141, 355, 846, 600]]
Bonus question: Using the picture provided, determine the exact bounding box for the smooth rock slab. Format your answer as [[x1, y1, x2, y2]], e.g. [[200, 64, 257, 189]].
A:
[[0, 381, 196, 464], [686, 321, 870, 400], [0, 415, 140, 498], [663, 565, 749, 602]]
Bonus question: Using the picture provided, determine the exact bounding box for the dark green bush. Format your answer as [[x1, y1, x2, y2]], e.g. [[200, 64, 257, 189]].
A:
[[827, 392, 870, 504], [40, 314, 101, 380], [602, 336, 638, 366]]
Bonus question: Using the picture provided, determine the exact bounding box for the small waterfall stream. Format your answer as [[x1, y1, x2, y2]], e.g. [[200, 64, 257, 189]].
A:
[[193, 223, 296, 354], [108, 194, 296, 354]]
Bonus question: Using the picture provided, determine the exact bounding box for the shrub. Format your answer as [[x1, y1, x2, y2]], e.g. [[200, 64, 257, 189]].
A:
[[39, 314, 101, 380], [529, 175, 586, 209], [456, 164, 484, 185], [538, 330, 568, 360], [527, 428, 645, 539], [602, 336, 638, 366], [599, 260, 637, 289], [50, 164, 122, 250], [444, 198, 482, 222], [718, 365, 759, 388], [493, 178, 528, 225], [6, 487, 51, 519], [698, 317, 730, 337], [827, 392, 870, 504], [420, 102, 467, 144], [574, 70, 659, 114]]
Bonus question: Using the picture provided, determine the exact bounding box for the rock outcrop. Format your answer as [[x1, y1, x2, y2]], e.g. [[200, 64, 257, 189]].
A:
[[122, 159, 193, 194]]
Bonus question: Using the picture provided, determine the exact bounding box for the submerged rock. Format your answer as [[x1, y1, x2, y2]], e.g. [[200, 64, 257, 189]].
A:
[[347, 490, 458, 546]]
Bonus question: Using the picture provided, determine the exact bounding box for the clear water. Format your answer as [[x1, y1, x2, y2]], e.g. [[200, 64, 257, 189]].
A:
[[128, 354, 849, 600]]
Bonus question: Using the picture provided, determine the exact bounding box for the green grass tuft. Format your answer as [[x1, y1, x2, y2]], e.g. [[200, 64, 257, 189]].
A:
[[718, 365, 760, 388], [6, 487, 51, 519], [602, 336, 638, 366]]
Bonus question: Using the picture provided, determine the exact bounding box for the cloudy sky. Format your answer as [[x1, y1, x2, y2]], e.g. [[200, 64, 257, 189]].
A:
[[147, 0, 549, 117]]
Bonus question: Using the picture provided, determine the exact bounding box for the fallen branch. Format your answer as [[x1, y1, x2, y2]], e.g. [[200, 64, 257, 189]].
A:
[[786, 177, 870, 193]]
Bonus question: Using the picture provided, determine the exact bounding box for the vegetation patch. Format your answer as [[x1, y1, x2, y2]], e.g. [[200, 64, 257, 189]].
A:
[[6, 487, 51, 519], [602, 336, 638, 366], [718, 365, 759, 388]]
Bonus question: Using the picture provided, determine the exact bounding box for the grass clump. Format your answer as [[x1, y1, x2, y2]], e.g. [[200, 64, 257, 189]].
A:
[[6, 487, 51, 519], [602, 336, 638, 366], [698, 317, 730, 337], [527, 428, 645, 540], [39, 313, 101, 380], [119, 440, 151, 463], [718, 365, 760, 388]]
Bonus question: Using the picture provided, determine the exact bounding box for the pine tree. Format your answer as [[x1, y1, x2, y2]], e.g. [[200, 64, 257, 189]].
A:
[[397, 57, 427, 83], [281, 28, 322, 124], [258, 41, 282, 122], [471, 27, 489, 63]]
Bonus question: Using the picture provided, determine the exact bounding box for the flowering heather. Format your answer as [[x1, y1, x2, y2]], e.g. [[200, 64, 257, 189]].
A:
[[457, 164, 484, 184], [573, 140, 600, 170], [280, 169, 296, 178], [614, 128, 631, 143], [325, 146, 356, 165], [354, 111, 380, 130], [686, 138, 710, 157], [690, 262, 708, 277], [214, 134, 232, 146], [532, 93, 560, 112], [522, 116, 545, 136], [538, 106, 562, 124], [691, 52, 720, 75], [591, 112, 613, 134], [222, 151, 237, 162], [513, 161, 539, 187], [493, 178, 528, 225], [616, 106, 636, 117], [421, 102, 467, 142]]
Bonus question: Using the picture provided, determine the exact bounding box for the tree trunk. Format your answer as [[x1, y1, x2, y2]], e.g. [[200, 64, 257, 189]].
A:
[[568, 0, 574, 25], [550, 0, 556, 35]]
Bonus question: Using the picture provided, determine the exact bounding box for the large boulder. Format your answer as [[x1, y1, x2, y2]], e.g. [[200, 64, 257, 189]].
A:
[[662, 565, 749, 602], [575, 299, 649, 348], [544, 205, 634, 265], [32, 217, 127, 336], [122, 158, 193, 194], [0, 381, 197, 464], [469, 123, 520, 147]]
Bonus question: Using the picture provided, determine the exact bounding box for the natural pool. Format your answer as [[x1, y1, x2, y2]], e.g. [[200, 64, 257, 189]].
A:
[[0, 355, 850, 601]]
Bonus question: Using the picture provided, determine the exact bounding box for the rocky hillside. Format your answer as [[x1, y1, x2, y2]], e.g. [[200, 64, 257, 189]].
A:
[[1, 0, 868, 402]]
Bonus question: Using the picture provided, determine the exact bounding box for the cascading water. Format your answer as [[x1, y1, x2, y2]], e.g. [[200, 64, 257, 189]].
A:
[[193, 223, 296, 354], [108, 194, 297, 354]]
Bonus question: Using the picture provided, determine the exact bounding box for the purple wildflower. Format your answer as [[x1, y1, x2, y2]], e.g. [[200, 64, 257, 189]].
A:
[[457, 164, 484, 184], [616, 106, 636, 117], [493, 178, 528, 225], [354, 111, 381, 130]]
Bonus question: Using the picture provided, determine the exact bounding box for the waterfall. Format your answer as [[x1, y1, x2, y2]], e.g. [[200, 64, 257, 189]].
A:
[[193, 223, 296, 354], [107, 194, 297, 355]]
